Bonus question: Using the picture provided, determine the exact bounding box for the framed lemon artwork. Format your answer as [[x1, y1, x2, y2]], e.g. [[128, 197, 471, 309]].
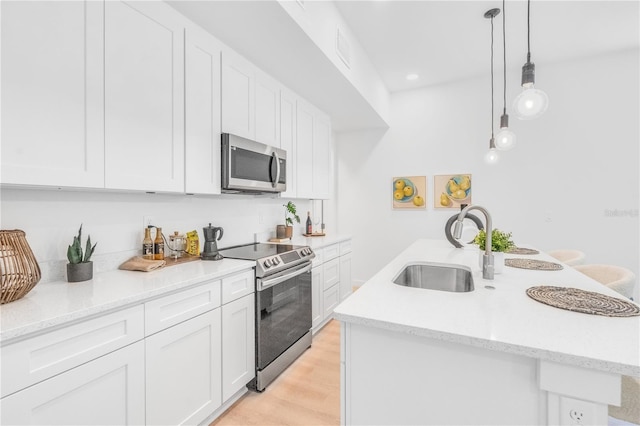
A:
[[434, 174, 472, 209], [392, 176, 427, 209]]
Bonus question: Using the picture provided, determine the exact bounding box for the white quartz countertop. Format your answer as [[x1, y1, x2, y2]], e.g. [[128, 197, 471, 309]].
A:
[[0, 258, 254, 343], [287, 234, 351, 250], [333, 239, 640, 377]]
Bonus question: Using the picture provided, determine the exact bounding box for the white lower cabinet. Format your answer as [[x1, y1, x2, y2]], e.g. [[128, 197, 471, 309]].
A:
[[312, 240, 352, 333], [311, 265, 323, 330], [146, 309, 222, 426], [222, 292, 255, 401], [1, 341, 145, 425]]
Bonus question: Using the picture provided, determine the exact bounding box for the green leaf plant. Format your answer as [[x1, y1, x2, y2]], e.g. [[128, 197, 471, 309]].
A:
[[67, 224, 97, 264], [473, 228, 515, 253], [283, 201, 301, 227]]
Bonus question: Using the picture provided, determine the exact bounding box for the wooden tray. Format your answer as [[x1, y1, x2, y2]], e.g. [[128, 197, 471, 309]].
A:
[[303, 233, 326, 237], [163, 254, 201, 267]]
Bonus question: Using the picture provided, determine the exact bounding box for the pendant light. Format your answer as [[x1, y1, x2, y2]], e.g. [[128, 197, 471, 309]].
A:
[[495, 0, 516, 150], [513, 0, 548, 120], [484, 8, 500, 165]]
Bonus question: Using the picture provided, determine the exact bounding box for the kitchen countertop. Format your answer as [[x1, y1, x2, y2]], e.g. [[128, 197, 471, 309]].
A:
[[288, 234, 351, 250], [0, 258, 254, 343], [333, 239, 640, 377]]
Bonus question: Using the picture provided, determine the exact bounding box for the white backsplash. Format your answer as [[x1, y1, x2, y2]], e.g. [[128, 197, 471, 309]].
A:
[[0, 188, 317, 283]]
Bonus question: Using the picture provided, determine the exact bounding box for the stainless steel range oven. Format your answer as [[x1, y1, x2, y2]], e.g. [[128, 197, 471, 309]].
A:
[[218, 243, 315, 392]]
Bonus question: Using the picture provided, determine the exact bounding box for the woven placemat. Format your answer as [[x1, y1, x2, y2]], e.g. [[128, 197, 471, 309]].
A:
[[506, 258, 563, 270], [506, 247, 540, 255], [526, 286, 640, 317]]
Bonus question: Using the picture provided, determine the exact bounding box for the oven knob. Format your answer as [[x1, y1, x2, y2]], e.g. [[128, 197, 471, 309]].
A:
[[272, 257, 280, 265], [263, 259, 272, 268]]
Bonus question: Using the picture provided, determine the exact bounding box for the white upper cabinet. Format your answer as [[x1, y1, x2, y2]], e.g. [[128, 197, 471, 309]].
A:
[[296, 99, 332, 200], [296, 99, 315, 199], [0, 1, 105, 188], [255, 70, 281, 147], [185, 24, 222, 195], [104, 1, 185, 192], [280, 89, 297, 198], [221, 49, 255, 140], [313, 112, 331, 200]]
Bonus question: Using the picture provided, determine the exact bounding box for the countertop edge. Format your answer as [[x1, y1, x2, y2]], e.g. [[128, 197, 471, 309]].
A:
[[333, 311, 640, 378], [0, 261, 255, 343]]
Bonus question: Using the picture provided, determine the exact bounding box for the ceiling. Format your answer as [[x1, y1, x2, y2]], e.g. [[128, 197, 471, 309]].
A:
[[334, 0, 640, 92], [169, 1, 639, 129]]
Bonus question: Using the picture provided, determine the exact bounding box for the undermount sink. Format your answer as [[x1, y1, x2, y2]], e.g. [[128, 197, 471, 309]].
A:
[[393, 262, 474, 292]]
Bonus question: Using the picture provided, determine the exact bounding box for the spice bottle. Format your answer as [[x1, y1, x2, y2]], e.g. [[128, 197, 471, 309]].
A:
[[154, 227, 164, 260], [306, 211, 313, 235], [142, 228, 154, 260]]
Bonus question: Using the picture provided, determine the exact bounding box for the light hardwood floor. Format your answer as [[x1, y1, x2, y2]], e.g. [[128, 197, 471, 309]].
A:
[[211, 320, 341, 426]]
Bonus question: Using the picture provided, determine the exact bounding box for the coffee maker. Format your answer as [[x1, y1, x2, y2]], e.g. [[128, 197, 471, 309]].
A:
[[201, 224, 224, 261]]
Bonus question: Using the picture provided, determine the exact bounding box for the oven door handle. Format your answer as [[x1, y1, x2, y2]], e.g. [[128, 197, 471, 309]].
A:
[[258, 262, 312, 291]]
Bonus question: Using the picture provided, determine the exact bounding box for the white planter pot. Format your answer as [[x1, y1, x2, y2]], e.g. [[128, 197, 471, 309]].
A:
[[478, 251, 504, 274]]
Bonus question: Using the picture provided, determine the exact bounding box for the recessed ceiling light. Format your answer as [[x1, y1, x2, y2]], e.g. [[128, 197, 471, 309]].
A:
[[406, 73, 419, 81]]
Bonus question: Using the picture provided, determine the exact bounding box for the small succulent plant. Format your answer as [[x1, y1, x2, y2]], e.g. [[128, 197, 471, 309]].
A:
[[67, 224, 97, 264]]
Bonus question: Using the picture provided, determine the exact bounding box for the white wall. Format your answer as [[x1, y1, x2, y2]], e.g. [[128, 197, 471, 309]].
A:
[[0, 189, 313, 283], [337, 49, 639, 299]]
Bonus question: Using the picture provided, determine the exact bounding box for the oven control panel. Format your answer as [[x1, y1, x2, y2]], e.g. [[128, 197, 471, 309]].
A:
[[257, 246, 315, 277]]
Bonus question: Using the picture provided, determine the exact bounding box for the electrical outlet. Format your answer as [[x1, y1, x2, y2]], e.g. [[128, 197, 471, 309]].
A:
[[143, 215, 155, 229], [560, 396, 596, 425]]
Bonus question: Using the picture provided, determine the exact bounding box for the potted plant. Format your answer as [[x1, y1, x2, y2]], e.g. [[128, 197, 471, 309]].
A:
[[277, 201, 300, 239], [66, 224, 97, 282], [473, 228, 514, 274]]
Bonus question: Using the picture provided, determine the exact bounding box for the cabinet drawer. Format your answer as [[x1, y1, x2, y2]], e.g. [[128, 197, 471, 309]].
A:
[[323, 258, 340, 291], [1, 305, 144, 398], [311, 247, 324, 267], [323, 284, 340, 318], [145, 280, 221, 336], [340, 240, 352, 255], [222, 269, 255, 305], [324, 243, 340, 261]]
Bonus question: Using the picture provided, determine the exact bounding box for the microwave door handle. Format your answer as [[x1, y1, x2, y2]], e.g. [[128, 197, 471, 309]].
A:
[[272, 151, 280, 188]]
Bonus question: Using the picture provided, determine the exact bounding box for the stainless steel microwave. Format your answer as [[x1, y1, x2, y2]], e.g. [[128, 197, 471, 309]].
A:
[[221, 133, 286, 194]]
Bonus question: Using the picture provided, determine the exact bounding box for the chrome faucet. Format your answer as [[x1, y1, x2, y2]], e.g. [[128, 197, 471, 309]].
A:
[[453, 205, 494, 280]]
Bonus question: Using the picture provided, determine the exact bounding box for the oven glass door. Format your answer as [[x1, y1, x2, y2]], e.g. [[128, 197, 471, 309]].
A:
[[256, 269, 312, 370]]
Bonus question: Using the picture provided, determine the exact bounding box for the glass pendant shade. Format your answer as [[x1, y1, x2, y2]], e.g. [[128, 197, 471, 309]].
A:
[[513, 83, 549, 120]]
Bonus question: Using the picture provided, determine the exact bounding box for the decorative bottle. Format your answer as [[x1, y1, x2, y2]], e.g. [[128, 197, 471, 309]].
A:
[[306, 212, 313, 235], [154, 227, 164, 260], [142, 228, 153, 260]]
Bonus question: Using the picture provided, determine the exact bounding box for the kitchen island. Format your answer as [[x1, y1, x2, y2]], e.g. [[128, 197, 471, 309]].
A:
[[333, 239, 640, 425]]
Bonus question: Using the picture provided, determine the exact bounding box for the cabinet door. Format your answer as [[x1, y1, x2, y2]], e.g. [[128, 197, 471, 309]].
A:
[[323, 257, 340, 291], [222, 293, 255, 401], [1, 1, 104, 188], [104, 1, 185, 192], [185, 24, 222, 195], [296, 99, 314, 199], [221, 49, 255, 139], [340, 253, 353, 301], [313, 112, 332, 199], [1, 342, 145, 425], [146, 309, 222, 426], [280, 89, 297, 198], [311, 266, 323, 331], [255, 70, 280, 147], [323, 284, 340, 319]]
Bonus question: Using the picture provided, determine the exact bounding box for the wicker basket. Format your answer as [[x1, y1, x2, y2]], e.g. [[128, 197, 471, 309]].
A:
[[1, 230, 41, 304]]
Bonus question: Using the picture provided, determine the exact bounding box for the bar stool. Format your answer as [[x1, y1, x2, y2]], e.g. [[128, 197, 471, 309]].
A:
[[547, 249, 585, 266], [573, 264, 636, 300]]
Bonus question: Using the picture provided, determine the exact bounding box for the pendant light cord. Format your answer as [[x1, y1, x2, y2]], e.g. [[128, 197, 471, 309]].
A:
[[527, 0, 531, 63], [502, 0, 507, 115], [490, 14, 495, 138]]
